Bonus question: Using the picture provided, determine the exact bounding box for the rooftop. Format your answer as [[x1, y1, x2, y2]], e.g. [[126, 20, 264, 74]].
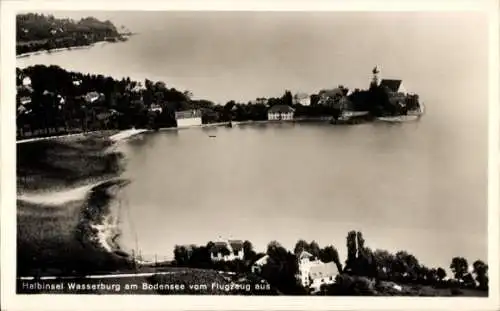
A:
[[309, 262, 338, 280], [298, 250, 313, 260], [379, 79, 402, 93], [268, 105, 295, 113], [210, 241, 230, 255], [228, 240, 244, 252], [175, 109, 202, 119]]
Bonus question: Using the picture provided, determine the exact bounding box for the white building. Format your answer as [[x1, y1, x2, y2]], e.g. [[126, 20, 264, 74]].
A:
[[267, 105, 295, 121], [22, 76, 32, 87], [209, 239, 245, 262], [251, 255, 270, 274], [149, 104, 163, 114], [175, 109, 202, 128], [84, 91, 103, 104], [293, 93, 311, 106], [296, 251, 338, 293]]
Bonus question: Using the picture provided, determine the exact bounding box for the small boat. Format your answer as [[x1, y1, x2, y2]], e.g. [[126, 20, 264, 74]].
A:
[[208, 135, 216, 138], [226, 121, 233, 128]]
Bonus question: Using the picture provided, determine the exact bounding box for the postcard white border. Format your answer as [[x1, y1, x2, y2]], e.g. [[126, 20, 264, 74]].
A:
[[1, 0, 499, 310]]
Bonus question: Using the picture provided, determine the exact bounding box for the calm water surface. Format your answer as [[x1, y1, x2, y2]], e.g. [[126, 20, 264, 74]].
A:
[[115, 119, 487, 269], [16, 12, 488, 269]]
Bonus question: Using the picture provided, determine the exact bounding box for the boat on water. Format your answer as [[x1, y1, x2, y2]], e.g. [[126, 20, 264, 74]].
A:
[[226, 121, 233, 128], [376, 102, 426, 123]]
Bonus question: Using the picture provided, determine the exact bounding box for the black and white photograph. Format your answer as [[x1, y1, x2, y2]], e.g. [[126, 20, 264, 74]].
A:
[[1, 0, 499, 310]]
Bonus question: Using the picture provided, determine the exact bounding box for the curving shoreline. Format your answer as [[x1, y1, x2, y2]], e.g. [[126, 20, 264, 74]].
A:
[[17, 128, 149, 276], [80, 178, 131, 255]]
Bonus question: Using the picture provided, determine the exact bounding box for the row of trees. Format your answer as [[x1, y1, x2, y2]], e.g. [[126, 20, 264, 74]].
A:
[[17, 13, 121, 55], [270, 233, 488, 294], [340, 230, 488, 290], [170, 230, 488, 295]]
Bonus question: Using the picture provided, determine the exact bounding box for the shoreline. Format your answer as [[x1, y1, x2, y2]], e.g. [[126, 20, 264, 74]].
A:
[[17, 129, 148, 275], [16, 39, 120, 59], [16, 33, 134, 59], [16, 119, 331, 143], [17, 113, 422, 144]]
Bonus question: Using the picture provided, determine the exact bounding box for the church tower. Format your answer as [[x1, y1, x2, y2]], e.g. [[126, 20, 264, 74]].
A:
[[370, 66, 380, 89]]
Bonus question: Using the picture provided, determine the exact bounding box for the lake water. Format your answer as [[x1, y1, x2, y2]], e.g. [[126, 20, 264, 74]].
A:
[[111, 120, 487, 269], [16, 12, 489, 270]]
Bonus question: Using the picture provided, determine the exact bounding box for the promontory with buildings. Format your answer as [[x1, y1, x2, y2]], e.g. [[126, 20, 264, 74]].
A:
[[16, 65, 423, 139]]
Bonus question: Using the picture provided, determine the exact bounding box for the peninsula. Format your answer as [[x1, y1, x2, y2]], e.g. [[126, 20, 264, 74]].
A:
[[16, 64, 423, 140]]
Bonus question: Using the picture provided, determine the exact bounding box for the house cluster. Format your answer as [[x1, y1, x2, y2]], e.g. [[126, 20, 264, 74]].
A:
[[209, 239, 245, 262], [16, 74, 122, 136], [189, 236, 341, 294]]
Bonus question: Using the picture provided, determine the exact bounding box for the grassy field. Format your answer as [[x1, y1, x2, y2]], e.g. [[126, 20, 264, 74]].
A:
[[17, 133, 133, 277]]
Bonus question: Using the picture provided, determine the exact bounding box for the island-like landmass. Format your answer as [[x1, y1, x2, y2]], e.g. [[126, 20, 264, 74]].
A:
[[16, 13, 131, 56]]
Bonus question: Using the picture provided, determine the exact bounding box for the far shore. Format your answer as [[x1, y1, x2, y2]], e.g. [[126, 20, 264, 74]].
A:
[[16, 40, 120, 59], [16, 33, 135, 59], [17, 117, 335, 144]]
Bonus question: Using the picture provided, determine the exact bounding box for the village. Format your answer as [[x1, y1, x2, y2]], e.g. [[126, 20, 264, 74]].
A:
[[16, 66, 423, 139]]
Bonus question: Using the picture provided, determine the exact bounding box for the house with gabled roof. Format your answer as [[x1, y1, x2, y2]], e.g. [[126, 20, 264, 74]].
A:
[[378, 79, 408, 111], [267, 105, 295, 121], [251, 254, 270, 274], [309, 262, 337, 292], [296, 250, 339, 293], [209, 238, 245, 262], [379, 79, 403, 93]]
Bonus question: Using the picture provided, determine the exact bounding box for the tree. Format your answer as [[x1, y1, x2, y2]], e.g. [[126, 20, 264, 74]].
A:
[[243, 240, 257, 261], [266, 241, 287, 260], [372, 249, 393, 280], [436, 267, 447, 282], [262, 241, 304, 295], [308, 241, 321, 258], [450, 257, 469, 281], [472, 260, 488, 290], [345, 230, 357, 273], [294, 240, 309, 256], [426, 267, 438, 285], [173, 245, 190, 265], [320, 245, 343, 273], [282, 90, 293, 107]]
